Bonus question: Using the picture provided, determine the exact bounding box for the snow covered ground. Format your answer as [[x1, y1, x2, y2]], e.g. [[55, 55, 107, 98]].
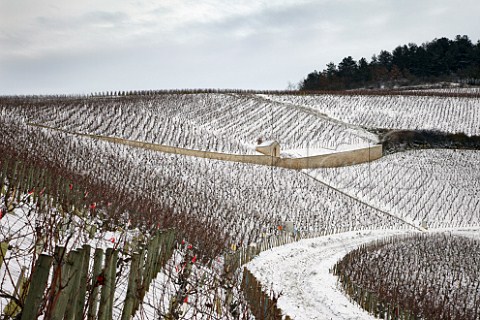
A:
[[246, 228, 480, 320], [246, 230, 412, 319], [262, 94, 480, 136], [7, 93, 377, 155], [305, 149, 480, 229]]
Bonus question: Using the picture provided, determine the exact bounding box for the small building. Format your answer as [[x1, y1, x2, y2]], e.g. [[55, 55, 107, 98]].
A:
[[284, 221, 294, 233], [421, 219, 428, 229], [256, 140, 280, 157]]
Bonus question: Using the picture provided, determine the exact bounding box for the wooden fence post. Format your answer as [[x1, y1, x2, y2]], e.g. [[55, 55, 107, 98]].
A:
[[154, 231, 166, 275], [121, 252, 141, 320], [87, 248, 104, 320], [50, 249, 75, 319], [21, 254, 53, 320], [150, 232, 161, 282], [74, 245, 91, 320], [107, 249, 118, 320], [143, 233, 159, 291], [133, 247, 146, 314], [3, 266, 27, 318], [44, 246, 65, 319], [64, 249, 84, 320], [98, 248, 114, 320]]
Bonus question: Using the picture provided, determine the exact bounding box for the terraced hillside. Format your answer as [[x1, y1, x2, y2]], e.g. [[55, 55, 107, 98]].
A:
[[0, 119, 406, 246], [5, 93, 377, 154], [2, 91, 478, 251], [263, 93, 480, 135], [1, 91, 479, 319], [307, 149, 480, 229]]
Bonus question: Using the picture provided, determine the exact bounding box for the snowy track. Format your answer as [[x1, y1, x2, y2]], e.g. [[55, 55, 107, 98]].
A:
[[247, 230, 415, 320]]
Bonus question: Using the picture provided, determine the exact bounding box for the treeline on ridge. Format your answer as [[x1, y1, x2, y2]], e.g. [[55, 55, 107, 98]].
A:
[[301, 35, 480, 90]]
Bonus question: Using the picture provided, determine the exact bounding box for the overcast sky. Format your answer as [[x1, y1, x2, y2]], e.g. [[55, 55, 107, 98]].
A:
[[1, 0, 479, 95]]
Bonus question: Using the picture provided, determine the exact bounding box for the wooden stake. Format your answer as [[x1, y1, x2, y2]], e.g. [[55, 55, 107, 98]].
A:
[[21, 254, 53, 320]]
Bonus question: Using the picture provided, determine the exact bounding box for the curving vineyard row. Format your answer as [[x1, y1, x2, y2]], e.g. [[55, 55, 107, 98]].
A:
[[334, 233, 480, 319], [8, 93, 376, 155], [262, 94, 480, 136]]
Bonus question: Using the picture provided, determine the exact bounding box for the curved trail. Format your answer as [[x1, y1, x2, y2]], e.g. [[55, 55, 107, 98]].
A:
[[247, 229, 415, 320]]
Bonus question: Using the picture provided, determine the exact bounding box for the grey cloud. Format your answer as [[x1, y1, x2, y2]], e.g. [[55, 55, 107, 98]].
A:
[[148, 4, 176, 17], [81, 11, 129, 23], [36, 10, 131, 30], [177, 2, 332, 39], [1, 0, 480, 95], [0, 31, 32, 50]]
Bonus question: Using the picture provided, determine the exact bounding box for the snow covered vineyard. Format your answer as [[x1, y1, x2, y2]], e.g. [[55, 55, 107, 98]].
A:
[[306, 149, 480, 229], [1, 91, 479, 319], [3, 93, 378, 154], [263, 93, 480, 136]]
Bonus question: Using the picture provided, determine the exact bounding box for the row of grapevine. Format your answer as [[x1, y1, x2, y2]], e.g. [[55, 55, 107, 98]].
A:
[[4, 93, 376, 155], [307, 149, 480, 229], [263, 93, 480, 136], [0, 153, 319, 319], [0, 143, 264, 318], [2, 86, 479, 103], [405, 87, 480, 94], [333, 233, 480, 319], [0, 114, 409, 249]]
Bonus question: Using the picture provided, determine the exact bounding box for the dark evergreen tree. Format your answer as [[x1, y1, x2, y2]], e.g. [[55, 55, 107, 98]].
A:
[[378, 50, 393, 71], [357, 57, 371, 86], [300, 35, 479, 90]]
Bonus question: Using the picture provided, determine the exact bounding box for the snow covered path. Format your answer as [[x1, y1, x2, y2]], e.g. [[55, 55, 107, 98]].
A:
[[247, 229, 415, 320]]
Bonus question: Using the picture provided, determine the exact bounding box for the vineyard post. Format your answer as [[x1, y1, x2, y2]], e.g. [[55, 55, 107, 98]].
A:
[[74, 244, 91, 320], [13, 161, 24, 204], [146, 232, 161, 289], [141, 236, 154, 295], [3, 266, 27, 318], [141, 234, 159, 299], [50, 250, 75, 319], [121, 251, 141, 319], [365, 289, 371, 313], [44, 245, 65, 318], [158, 230, 168, 268], [106, 249, 118, 320], [87, 247, 104, 320], [152, 231, 163, 275], [222, 253, 235, 312], [133, 246, 146, 314], [20, 254, 53, 320], [166, 229, 175, 256], [97, 247, 114, 320], [64, 250, 84, 320], [239, 248, 245, 265], [0, 159, 7, 194], [142, 237, 153, 293], [164, 229, 176, 265]]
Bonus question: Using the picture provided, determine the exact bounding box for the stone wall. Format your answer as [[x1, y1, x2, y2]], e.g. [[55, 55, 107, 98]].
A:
[[276, 146, 383, 169], [94, 135, 383, 169], [29, 124, 383, 169]]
